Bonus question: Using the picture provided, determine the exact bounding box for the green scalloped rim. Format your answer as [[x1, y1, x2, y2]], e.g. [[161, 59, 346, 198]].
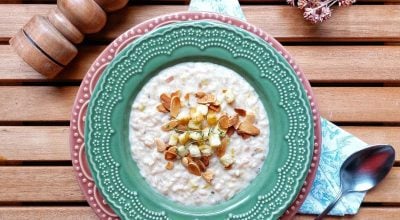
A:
[[85, 21, 314, 220]]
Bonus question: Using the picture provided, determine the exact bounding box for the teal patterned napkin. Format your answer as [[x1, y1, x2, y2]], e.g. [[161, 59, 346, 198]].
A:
[[189, 0, 246, 21], [189, 1, 368, 216], [299, 118, 367, 215]]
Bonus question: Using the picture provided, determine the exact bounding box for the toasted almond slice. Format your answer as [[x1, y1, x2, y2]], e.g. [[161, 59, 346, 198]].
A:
[[244, 112, 256, 124], [234, 108, 246, 117], [170, 96, 181, 118], [201, 156, 210, 167], [160, 93, 171, 110], [197, 93, 216, 104], [171, 90, 181, 98], [209, 104, 221, 112], [239, 133, 251, 140], [227, 127, 235, 137], [165, 161, 174, 170], [188, 162, 202, 176], [218, 115, 230, 130], [161, 120, 179, 131], [216, 136, 229, 158], [165, 76, 174, 83], [237, 121, 260, 136], [195, 91, 206, 98], [176, 124, 188, 131], [165, 150, 177, 161], [194, 159, 206, 172], [156, 104, 168, 113], [182, 157, 190, 167], [202, 170, 214, 184], [228, 114, 239, 128], [155, 138, 167, 152]]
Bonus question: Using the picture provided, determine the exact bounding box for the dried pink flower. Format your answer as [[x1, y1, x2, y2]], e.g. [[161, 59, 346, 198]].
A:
[[339, 0, 356, 6], [298, 0, 309, 9], [288, 0, 356, 23]]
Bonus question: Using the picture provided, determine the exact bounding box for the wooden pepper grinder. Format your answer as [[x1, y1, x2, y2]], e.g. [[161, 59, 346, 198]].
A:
[[9, 0, 129, 78]]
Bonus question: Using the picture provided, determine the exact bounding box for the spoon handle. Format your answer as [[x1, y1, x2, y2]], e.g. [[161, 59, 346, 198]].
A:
[[315, 189, 344, 220]]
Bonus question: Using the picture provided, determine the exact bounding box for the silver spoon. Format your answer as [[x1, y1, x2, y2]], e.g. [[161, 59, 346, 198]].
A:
[[315, 144, 395, 220]]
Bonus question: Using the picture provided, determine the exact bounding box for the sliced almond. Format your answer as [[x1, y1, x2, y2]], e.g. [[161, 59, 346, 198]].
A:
[[218, 115, 230, 130], [228, 114, 239, 128], [155, 138, 167, 152], [195, 91, 206, 98], [197, 93, 216, 104], [202, 170, 214, 184], [156, 104, 169, 113], [165, 161, 174, 170], [216, 136, 229, 158], [227, 127, 235, 137], [165, 150, 177, 161], [237, 121, 260, 136], [161, 120, 179, 131], [171, 90, 181, 98], [234, 108, 246, 117], [160, 93, 171, 110], [209, 104, 221, 112], [239, 133, 251, 140], [188, 162, 202, 176], [182, 157, 191, 167], [201, 156, 210, 167], [244, 112, 256, 124], [176, 124, 188, 131], [194, 158, 206, 172], [170, 96, 181, 118]]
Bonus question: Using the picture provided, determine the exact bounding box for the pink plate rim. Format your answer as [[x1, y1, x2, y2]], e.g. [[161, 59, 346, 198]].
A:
[[69, 11, 321, 220]]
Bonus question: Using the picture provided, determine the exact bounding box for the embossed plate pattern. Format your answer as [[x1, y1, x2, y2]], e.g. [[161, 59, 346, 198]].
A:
[[84, 20, 317, 219], [69, 12, 321, 220]]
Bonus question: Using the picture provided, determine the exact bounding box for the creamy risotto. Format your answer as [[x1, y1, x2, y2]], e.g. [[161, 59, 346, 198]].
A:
[[129, 62, 269, 206]]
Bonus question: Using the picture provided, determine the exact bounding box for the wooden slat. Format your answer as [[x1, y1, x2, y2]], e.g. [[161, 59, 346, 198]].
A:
[[286, 46, 400, 83], [0, 207, 398, 220], [0, 126, 69, 161], [0, 207, 97, 220], [295, 207, 400, 219], [1, 45, 400, 83], [314, 87, 400, 123], [0, 86, 75, 122], [1, 5, 400, 42], [0, 167, 83, 202], [0, 166, 398, 202], [1, 126, 399, 161], [1, 86, 399, 122]]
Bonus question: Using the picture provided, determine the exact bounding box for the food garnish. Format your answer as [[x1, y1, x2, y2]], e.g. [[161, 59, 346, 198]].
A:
[[155, 90, 260, 183]]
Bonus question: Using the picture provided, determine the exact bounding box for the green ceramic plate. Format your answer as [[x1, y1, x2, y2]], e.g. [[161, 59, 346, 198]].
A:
[[85, 21, 314, 220]]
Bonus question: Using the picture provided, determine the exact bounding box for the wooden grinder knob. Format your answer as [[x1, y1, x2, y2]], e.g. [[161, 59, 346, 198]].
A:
[[58, 0, 107, 34], [9, 0, 128, 78], [10, 15, 78, 78]]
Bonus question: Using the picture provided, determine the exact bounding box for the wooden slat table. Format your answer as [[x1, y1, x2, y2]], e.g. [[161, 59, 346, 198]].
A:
[[0, 0, 399, 219]]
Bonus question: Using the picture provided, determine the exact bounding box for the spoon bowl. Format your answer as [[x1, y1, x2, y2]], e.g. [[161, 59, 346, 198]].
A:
[[315, 144, 395, 220]]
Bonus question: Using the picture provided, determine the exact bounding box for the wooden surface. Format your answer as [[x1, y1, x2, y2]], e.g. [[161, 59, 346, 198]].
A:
[[0, 0, 399, 219]]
